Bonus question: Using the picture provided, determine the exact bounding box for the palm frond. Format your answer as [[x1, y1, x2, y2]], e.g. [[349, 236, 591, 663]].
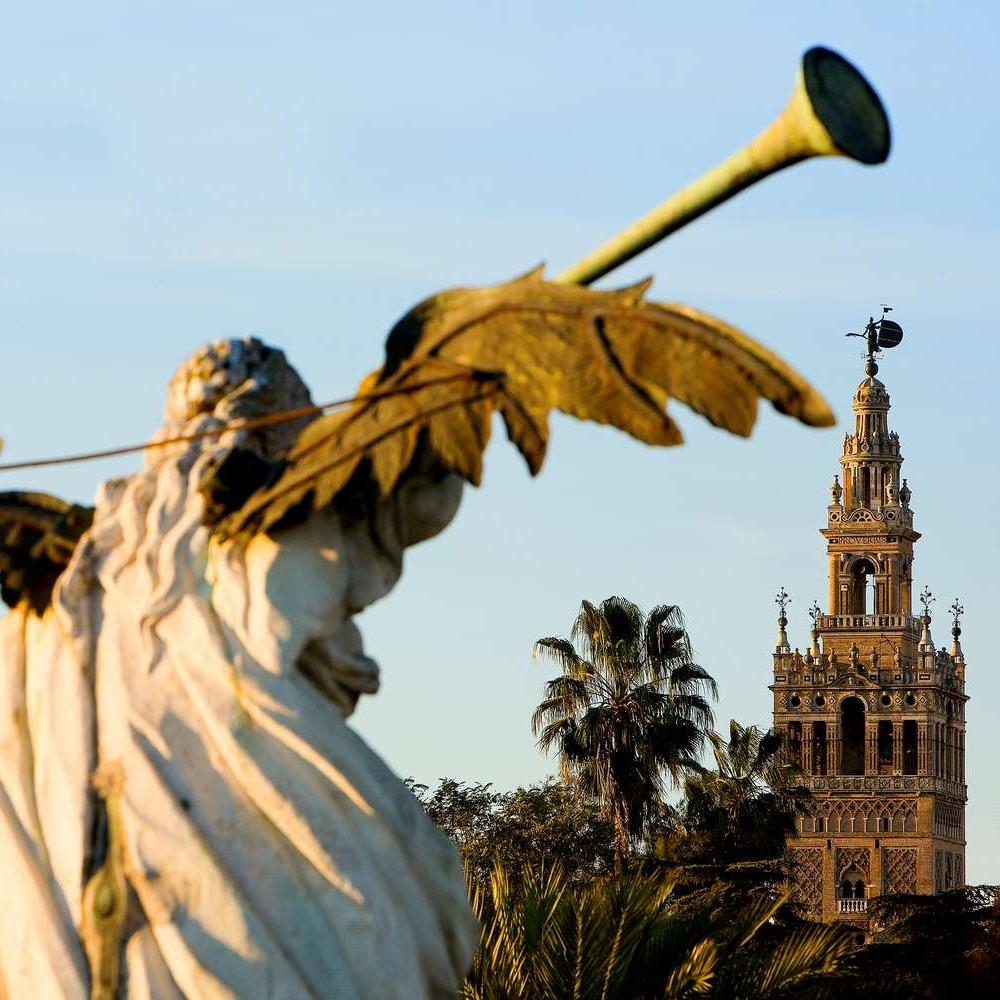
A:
[[747, 923, 855, 996], [663, 938, 718, 997]]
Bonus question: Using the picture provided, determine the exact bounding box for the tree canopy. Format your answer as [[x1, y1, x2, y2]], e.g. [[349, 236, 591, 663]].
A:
[[532, 597, 716, 869]]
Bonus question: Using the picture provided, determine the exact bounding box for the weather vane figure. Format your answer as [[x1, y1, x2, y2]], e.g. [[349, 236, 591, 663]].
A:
[[0, 47, 890, 999], [846, 304, 905, 377]]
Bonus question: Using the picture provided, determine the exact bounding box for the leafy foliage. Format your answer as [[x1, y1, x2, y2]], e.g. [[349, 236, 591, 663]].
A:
[[406, 777, 614, 884], [462, 864, 855, 1000], [848, 886, 1000, 998], [532, 597, 716, 869], [658, 721, 809, 864]]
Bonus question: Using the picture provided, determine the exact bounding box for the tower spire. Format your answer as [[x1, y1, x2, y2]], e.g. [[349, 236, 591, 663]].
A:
[[827, 313, 915, 619]]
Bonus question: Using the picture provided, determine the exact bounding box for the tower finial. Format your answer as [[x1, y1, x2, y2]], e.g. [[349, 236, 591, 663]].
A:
[[919, 587, 935, 651], [950, 598, 965, 659], [950, 598, 964, 628], [808, 601, 822, 657], [919, 587, 935, 619], [775, 587, 790, 616], [774, 588, 790, 653]]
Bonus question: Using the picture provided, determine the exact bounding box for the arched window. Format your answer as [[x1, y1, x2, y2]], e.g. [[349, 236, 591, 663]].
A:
[[839, 868, 865, 899], [850, 558, 878, 614], [840, 697, 866, 775]]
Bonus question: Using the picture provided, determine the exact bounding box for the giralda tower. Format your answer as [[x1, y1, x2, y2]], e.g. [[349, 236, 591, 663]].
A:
[[771, 314, 968, 924]]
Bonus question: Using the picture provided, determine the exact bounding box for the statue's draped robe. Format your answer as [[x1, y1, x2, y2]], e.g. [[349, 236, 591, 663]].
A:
[[0, 396, 475, 997]]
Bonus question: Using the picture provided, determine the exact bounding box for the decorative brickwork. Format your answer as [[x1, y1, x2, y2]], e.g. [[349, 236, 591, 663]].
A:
[[801, 797, 916, 835], [790, 848, 824, 916], [882, 848, 917, 895], [933, 800, 963, 840], [836, 847, 871, 882]]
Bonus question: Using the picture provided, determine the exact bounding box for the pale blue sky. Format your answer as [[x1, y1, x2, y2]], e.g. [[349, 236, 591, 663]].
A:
[[2, 3, 998, 878]]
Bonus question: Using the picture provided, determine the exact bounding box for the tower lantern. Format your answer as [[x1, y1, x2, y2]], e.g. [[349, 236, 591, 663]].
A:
[[772, 313, 968, 925]]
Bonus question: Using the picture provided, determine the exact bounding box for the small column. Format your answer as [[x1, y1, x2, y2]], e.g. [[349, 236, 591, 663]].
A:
[[885, 556, 898, 614], [918, 722, 928, 774], [893, 721, 903, 773]]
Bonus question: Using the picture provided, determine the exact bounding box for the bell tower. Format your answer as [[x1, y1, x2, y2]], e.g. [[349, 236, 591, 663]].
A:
[[772, 313, 968, 924]]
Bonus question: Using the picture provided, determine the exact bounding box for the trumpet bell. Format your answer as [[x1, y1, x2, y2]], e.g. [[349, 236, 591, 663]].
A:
[[801, 46, 890, 165], [555, 45, 891, 286]]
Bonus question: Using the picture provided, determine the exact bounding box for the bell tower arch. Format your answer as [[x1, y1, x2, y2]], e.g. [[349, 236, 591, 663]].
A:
[[771, 315, 968, 925]]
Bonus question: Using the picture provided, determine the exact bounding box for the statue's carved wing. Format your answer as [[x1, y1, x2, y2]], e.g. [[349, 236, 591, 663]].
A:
[[219, 269, 833, 539], [0, 492, 94, 611]]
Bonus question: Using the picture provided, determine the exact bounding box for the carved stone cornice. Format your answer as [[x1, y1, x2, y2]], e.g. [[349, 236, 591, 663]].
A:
[[804, 774, 967, 800]]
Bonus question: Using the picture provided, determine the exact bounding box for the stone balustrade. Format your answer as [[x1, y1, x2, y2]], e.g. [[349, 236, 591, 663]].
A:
[[837, 898, 868, 914], [818, 614, 919, 632]]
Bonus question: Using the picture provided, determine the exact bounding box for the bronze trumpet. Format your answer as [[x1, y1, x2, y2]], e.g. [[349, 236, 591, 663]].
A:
[[556, 46, 890, 286]]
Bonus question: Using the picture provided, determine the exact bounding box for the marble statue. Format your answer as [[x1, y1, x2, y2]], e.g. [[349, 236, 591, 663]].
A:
[[0, 274, 834, 998]]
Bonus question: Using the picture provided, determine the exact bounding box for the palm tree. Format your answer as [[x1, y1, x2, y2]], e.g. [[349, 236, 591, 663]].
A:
[[671, 721, 810, 864], [532, 597, 716, 871], [462, 863, 855, 1000]]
